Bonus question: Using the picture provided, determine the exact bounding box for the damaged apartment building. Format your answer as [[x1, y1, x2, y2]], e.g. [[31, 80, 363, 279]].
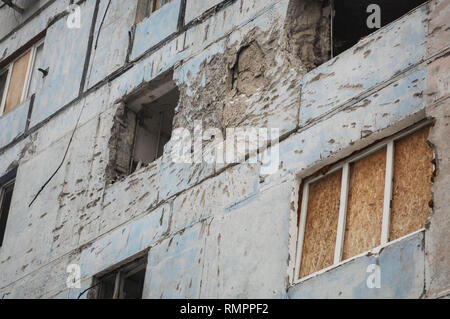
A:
[[0, 0, 448, 299]]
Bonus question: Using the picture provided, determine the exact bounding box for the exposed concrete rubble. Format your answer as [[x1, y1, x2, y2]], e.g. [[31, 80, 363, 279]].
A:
[[0, 0, 448, 299], [106, 103, 136, 184], [283, 0, 331, 71]]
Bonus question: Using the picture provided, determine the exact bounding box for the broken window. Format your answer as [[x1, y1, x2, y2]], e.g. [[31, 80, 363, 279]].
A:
[[135, 0, 173, 23], [332, 0, 427, 57], [107, 72, 178, 183], [128, 86, 177, 173], [296, 123, 433, 279], [0, 168, 17, 248], [0, 39, 45, 116], [95, 256, 147, 299]]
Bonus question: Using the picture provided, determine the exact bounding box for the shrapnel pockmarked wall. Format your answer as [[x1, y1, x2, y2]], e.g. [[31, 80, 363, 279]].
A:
[[0, 0, 448, 298]]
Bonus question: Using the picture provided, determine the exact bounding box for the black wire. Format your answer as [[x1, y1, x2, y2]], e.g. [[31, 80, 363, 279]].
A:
[[28, 117, 80, 207], [77, 281, 101, 299], [29, 0, 112, 208], [94, 0, 112, 50]]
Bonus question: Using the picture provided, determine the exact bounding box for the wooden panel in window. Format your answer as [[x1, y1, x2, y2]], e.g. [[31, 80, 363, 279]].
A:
[[299, 169, 342, 278], [4, 50, 31, 114], [342, 148, 386, 260], [390, 126, 433, 240]]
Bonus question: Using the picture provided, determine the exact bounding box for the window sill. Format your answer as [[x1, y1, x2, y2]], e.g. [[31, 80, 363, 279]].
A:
[[0, 97, 32, 120], [291, 228, 425, 286]]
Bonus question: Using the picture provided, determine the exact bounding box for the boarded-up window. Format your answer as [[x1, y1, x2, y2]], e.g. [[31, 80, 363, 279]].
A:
[[296, 123, 433, 280], [390, 126, 433, 240], [3, 50, 31, 114], [136, 0, 173, 23], [342, 148, 386, 260], [299, 170, 342, 278]]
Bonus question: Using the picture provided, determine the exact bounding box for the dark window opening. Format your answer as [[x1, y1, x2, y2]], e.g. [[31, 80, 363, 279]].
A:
[[96, 256, 147, 299], [128, 87, 177, 173], [107, 71, 178, 184], [0, 179, 15, 247], [0, 69, 8, 107], [332, 0, 428, 57]]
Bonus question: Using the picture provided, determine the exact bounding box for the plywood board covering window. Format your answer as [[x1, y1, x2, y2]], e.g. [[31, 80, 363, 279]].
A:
[[295, 122, 433, 281], [0, 39, 45, 116], [342, 148, 386, 260], [3, 50, 31, 114], [299, 170, 342, 278], [390, 126, 433, 240]]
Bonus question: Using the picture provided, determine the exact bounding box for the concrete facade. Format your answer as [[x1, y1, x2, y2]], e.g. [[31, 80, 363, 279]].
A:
[[0, 0, 448, 299]]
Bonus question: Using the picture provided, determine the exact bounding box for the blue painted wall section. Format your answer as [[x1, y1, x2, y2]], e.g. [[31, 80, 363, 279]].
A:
[[29, 0, 97, 127], [130, 0, 182, 61], [0, 99, 30, 148], [299, 5, 427, 126], [288, 231, 425, 299], [0, 0, 448, 299]]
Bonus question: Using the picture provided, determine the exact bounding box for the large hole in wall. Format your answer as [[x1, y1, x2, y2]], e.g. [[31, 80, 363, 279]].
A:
[[285, 0, 428, 70], [107, 71, 178, 184]]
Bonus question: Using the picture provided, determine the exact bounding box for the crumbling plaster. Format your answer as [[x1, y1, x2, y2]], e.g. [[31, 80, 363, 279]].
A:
[[424, 0, 450, 299], [0, 0, 448, 299]]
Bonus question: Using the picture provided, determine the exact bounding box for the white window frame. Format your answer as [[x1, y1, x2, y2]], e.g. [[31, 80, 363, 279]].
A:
[[0, 65, 13, 115], [294, 120, 432, 283], [0, 39, 44, 117]]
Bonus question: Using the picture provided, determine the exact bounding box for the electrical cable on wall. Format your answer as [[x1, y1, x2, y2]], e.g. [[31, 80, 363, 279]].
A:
[[29, 0, 112, 208]]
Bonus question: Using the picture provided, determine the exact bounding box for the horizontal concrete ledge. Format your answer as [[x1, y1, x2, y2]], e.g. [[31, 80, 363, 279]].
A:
[[288, 230, 425, 299]]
